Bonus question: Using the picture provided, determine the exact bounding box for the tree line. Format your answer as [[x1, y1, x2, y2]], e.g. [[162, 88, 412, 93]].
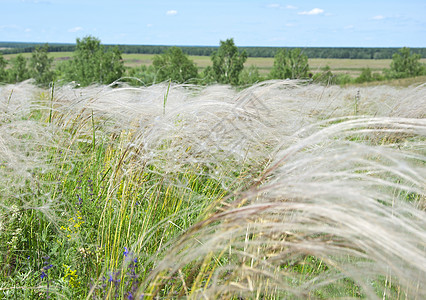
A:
[[0, 36, 425, 87], [2, 41, 426, 59]]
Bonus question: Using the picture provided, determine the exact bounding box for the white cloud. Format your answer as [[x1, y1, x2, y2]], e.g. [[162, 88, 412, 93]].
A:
[[147, 24, 153, 28], [68, 26, 83, 33], [372, 15, 385, 20], [344, 25, 355, 29], [24, 28, 32, 32], [166, 10, 178, 16], [298, 8, 324, 15], [267, 4, 280, 8], [267, 4, 297, 9]]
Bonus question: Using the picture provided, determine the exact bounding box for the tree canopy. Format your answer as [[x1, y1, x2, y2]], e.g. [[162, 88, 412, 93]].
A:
[[210, 38, 247, 85], [270, 48, 309, 79], [29, 44, 55, 86], [388, 47, 424, 78], [2, 42, 426, 59], [61, 36, 124, 86], [152, 47, 198, 83], [2, 39, 425, 87], [8, 54, 30, 83], [0, 54, 7, 82]]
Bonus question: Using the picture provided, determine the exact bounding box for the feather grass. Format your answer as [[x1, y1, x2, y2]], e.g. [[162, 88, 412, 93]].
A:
[[0, 80, 424, 299]]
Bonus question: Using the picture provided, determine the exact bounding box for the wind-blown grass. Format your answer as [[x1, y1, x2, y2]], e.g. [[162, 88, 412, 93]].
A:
[[0, 79, 424, 299]]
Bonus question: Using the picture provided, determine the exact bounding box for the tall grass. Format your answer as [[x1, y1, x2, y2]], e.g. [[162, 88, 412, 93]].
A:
[[0, 79, 424, 299]]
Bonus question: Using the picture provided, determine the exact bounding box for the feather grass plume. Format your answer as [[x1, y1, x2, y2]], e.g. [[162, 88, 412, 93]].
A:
[[0, 80, 424, 299]]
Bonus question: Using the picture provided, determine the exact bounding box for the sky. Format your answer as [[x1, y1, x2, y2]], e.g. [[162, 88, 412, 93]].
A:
[[1, 0, 426, 47]]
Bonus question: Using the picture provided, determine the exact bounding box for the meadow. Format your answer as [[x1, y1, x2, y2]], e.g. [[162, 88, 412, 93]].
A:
[[0, 79, 425, 299], [122, 55, 426, 78], [5, 52, 426, 78]]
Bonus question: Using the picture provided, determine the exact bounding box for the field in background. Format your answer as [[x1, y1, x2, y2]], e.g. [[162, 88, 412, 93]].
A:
[[121, 54, 424, 77], [3, 52, 426, 81]]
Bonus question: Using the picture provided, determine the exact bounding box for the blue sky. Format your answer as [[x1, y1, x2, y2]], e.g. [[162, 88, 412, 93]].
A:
[[1, 0, 425, 47]]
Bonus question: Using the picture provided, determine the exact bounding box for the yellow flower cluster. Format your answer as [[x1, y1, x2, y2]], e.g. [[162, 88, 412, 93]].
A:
[[63, 264, 80, 288], [60, 211, 84, 240]]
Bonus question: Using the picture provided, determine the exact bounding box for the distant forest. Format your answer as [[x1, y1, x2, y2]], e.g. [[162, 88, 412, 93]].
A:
[[1, 41, 426, 59]]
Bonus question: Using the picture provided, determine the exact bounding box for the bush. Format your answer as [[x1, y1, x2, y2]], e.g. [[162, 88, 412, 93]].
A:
[[386, 47, 424, 79]]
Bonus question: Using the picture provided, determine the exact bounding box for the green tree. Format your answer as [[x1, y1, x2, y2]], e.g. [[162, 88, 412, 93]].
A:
[[101, 46, 125, 84], [388, 47, 424, 79], [62, 36, 124, 86], [29, 44, 55, 86], [270, 48, 309, 79], [152, 47, 198, 83], [0, 54, 7, 82], [8, 54, 30, 83], [69, 36, 103, 85], [211, 38, 247, 85]]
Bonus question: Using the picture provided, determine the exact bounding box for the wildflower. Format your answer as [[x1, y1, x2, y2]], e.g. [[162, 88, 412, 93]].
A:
[[41, 256, 53, 299], [124, 247, 129, 257], [41, 261, 54, 279], [107, 271, 121, 284], [63, 264, 80, 288], [77, 194, 82, 205]]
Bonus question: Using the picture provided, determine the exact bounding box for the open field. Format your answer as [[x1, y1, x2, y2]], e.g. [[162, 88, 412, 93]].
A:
[[4, 52, 426, 78], [0, 80, 425, 299], [122, 54, 426, 77]]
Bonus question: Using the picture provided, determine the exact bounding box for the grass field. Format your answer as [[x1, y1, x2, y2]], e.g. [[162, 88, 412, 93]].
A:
[[121, 54, 425, 77], [4, 52, 426, 78], [0, 80, 425, 299]]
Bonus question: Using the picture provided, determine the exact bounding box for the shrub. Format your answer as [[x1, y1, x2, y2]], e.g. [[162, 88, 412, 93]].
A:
[[386, 47, 424, 79]]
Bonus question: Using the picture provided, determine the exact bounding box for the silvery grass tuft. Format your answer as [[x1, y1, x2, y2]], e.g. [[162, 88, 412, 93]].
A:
[[0, 81, 70, 217], [140, 116, 425, 298], [0, 79, 424, 299]]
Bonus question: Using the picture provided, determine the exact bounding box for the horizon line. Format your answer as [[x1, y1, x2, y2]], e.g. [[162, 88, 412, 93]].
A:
[[1, 41, 425, 49]]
